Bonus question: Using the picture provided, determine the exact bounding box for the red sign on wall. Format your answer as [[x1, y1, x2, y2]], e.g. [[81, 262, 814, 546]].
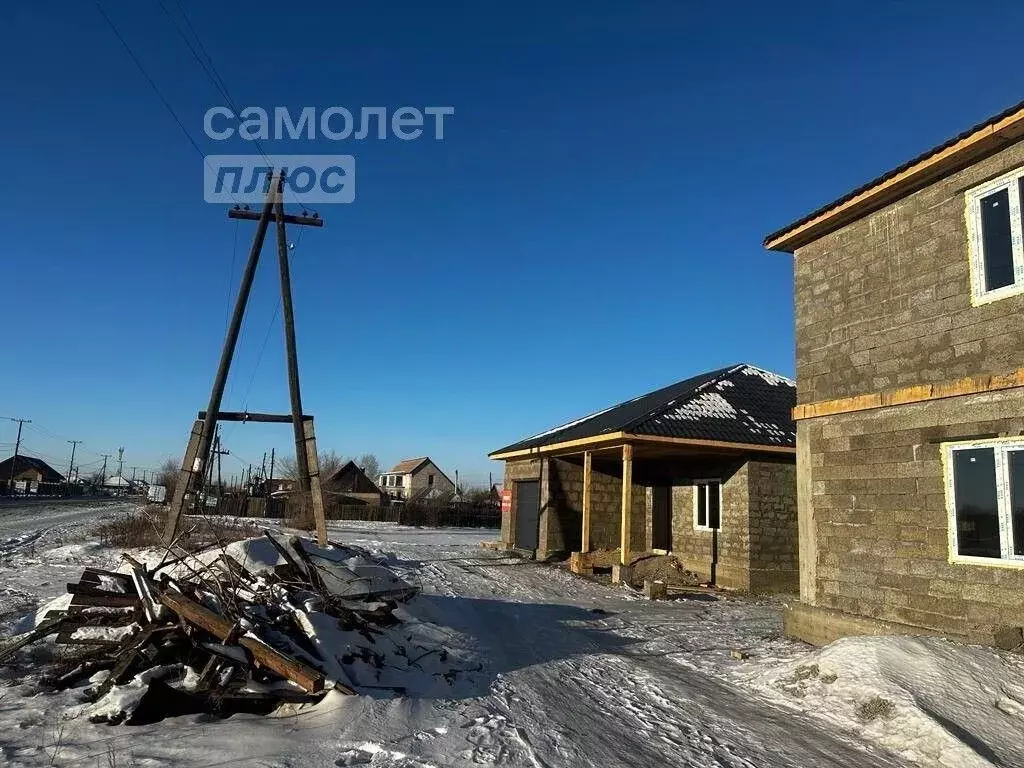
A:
[[501, 489, 512, 514]]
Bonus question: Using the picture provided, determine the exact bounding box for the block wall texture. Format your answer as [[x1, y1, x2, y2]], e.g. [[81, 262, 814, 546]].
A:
[[802, 388, 1024, 637], [500, 456, 647, 557], [746, 460, 799, 592], [501, 458, 542, 547], [794, 140, 1024, 406]]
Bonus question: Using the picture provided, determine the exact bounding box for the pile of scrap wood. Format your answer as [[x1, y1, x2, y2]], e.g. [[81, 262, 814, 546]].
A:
[[0, 531, 473, 724]]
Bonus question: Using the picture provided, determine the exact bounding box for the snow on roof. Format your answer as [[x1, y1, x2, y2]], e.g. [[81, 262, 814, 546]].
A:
[[491, 363, 796, 454]]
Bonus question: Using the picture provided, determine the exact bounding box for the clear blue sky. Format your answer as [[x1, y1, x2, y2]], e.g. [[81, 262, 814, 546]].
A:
[[3, 1, 1023, 485]]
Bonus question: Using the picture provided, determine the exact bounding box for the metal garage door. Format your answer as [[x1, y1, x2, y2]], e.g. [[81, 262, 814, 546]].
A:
[[514, 480, 540, 550]]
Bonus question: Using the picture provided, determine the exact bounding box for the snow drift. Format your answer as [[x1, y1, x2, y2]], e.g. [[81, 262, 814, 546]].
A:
[[744, 635, 1024, 767]]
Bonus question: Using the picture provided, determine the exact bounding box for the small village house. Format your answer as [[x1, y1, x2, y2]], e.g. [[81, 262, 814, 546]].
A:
[[489, 364, 798, 591], [323, 460, 385, 505], [379, 457, 455, 501], [765, 99, 1024, 647], [0, 455, 64, 492]]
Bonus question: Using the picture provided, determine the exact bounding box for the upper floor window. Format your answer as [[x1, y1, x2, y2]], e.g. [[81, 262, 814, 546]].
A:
[[945, 439, 1024, 566], [966, 169, 1024, 304], [428, 473, 434, 486]]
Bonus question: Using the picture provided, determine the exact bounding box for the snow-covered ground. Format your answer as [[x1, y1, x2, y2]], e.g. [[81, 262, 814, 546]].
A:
[[1, 503, 1023, 766]]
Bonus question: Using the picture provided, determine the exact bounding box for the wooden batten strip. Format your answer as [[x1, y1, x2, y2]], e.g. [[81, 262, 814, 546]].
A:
[[793, 368, 1024, 420]]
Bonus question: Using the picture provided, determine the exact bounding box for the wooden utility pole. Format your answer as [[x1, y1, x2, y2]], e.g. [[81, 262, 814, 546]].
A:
[[66, 440, 81, 489], [163, 171, 327, 544], [99, 454, 110, 484], [6, 417, 31, 492]]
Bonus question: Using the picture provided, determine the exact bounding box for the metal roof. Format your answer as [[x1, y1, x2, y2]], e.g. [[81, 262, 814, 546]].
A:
[[490, 364, 796, 456], [763, 98, 1024, 251]]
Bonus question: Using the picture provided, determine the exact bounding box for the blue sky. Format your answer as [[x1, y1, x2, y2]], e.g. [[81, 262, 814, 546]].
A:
[[3, 1, 1024, 485]]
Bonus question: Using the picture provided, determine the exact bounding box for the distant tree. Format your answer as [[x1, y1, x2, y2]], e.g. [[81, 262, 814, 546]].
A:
[[275, 450, 346, 480], [318, 450, 345, 479], [356, 453, 380, 480], [154, 457, 178, 498]]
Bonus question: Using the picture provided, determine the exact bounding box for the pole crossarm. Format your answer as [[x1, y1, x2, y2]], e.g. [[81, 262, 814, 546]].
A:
[[197, 411, 314, 424], [228, 208, 323, 227]]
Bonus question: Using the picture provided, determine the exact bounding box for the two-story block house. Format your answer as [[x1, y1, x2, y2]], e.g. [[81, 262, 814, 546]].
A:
[[378, 457, 455, 501], [766, 100, 1024, 649]]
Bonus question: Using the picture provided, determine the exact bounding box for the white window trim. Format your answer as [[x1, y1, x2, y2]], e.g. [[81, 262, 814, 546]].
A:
[[692, 478, 722, 532], [943, 437, 1024, 569], [965, 166, 1024, 305]]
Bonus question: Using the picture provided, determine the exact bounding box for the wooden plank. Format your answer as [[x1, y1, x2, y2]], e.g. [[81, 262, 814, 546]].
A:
[[0, 616, 68, 662], [794, 366, 1024, 421], [54, 631, 123, 647], [69, 592, 140, 609], [122, 555, 166, 624], [89, 626, 162, 700], [197, 410, 314, 423], [67, 582, 136, 599], [620, 444, 633, 566], [158, 589, 324, 693], [581, 451, 592, 553]]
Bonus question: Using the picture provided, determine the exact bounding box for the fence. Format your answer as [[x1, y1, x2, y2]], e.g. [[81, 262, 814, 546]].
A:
[[208, 494, 499, 529]]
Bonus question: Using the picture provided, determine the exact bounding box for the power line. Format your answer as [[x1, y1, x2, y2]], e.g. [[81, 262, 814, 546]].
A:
[[155, 0, 272, 165], [93, 1, 208, 161]]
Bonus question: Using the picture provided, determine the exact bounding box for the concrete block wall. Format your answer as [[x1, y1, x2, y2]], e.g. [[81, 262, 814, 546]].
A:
[[801, 388, 1024, 638], [501, 458, 542, 547], [794, 140, 1024, 406], [747, 460, 799, 592], [500, 455, 646, 558]]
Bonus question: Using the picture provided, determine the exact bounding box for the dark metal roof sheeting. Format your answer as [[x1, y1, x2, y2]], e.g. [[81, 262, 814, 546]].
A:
[[763, 97, 1024, 248], [491, 364, 796, 455]]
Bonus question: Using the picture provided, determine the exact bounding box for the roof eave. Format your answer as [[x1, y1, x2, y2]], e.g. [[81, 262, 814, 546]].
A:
[[764, 103, 1024, 254], [489, 432, 795, 461]]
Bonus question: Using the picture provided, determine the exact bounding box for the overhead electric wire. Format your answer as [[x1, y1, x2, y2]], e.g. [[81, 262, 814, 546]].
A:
[[155, 0, 273, 166]]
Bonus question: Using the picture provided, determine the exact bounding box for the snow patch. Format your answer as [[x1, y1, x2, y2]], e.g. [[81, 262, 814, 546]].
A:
[[738, 365, 794, 387], [743, 635, 1024, 767], [661, 391, 737, 421]]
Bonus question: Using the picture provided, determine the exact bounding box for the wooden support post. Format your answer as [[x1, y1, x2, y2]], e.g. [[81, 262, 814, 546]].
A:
[[303, 419, 328, 545], [581, 450, 592, 553], [163, 419, 204, 542], [620, 444, 633, 565]]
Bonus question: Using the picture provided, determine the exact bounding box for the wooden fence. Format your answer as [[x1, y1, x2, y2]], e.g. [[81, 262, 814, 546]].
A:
[[211, 495, 500, 529]]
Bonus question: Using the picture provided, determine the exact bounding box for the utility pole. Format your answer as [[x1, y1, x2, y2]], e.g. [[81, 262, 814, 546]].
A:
[[5, 417, 31, 493], [130, 466, 138, 485], [163, 171, 326, 544], [66, 440, 82, 492], [99, 455, 111, 485], [269, 448, 275, 482]]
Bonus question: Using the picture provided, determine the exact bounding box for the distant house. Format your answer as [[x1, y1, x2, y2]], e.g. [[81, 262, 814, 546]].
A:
[[323, 460, 385, 505], [378, 457, 455, 501], [489, 364, 798, 592], [765, 98, 1024, 647], [0, 455, 64, 491]]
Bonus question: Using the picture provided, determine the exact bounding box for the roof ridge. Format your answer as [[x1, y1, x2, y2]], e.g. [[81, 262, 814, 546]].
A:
[[619, 364, 743, 435]]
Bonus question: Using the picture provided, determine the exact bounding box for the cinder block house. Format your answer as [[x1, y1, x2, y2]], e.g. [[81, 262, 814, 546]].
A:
[[489, 364, 799, 592], [378, 457, 455, 501], [765, 99, 1024, 646]]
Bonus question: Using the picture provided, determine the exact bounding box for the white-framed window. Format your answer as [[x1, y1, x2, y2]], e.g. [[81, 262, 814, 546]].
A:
[[693, 479, 721, 531], [944, 438, 1024, 566], [965, 168, 1024, 304]]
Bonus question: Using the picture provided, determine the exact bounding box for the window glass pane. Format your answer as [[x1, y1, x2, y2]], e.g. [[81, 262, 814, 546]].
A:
[[980, 188, 1015, 291], [708, 482, 721, 530], [696, 486, 707, 527], [952, 448, 1001, 558], [1009, 451, 1024, 556]]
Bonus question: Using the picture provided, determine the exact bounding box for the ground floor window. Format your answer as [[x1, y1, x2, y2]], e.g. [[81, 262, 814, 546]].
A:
[[945, 439, 1024, 564], [693, 479, 721, 531]]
